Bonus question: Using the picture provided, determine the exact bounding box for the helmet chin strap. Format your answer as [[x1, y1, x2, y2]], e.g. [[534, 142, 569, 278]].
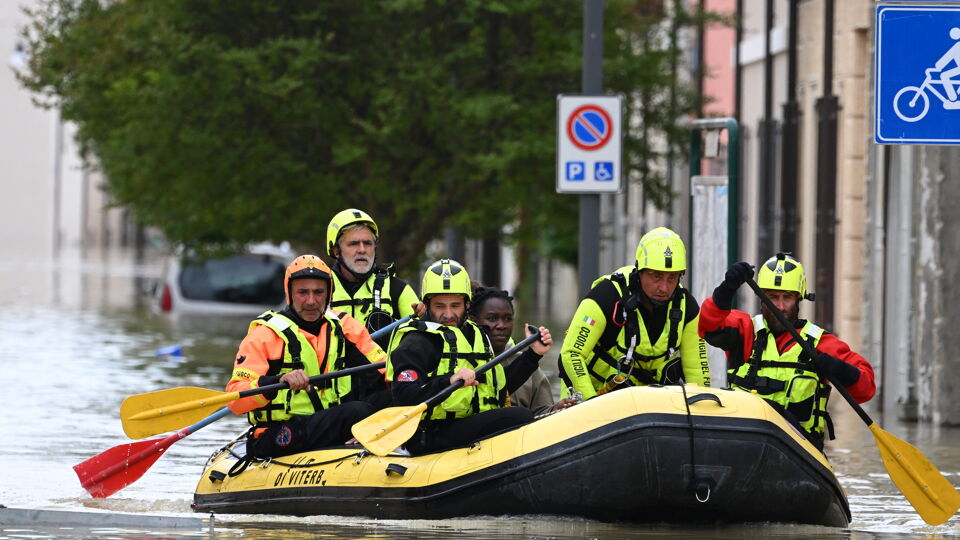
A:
[[648, 297, 669, 308], [634, 284, 670, 309]]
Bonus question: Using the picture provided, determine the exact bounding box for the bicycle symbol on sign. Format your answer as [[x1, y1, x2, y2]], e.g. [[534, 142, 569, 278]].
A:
[[893, 27, 960, 122]]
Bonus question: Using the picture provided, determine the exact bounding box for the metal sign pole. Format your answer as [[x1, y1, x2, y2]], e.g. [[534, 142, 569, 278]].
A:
[[578, 0, 603, 296]]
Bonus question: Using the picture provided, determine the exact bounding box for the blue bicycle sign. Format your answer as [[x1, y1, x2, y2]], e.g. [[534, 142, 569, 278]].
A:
[[876, 7, 960, 144], [894, 67, 960, 122], [893, 28, 960, 122]]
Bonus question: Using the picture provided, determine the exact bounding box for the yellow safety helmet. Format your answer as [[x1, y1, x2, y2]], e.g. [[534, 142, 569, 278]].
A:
[[326, 209, 379, 257], [284, 255, 334, 306], [757, 253, 813, 300], [635, 227, 687, 272], [421, 259, 472, 301]]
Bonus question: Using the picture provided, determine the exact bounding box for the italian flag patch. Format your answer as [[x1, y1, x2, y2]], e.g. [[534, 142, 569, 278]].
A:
[[582, 315, 596, 326]]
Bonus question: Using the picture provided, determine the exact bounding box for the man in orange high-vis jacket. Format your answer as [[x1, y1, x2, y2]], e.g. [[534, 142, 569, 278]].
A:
[[226, 255, 386, 459]]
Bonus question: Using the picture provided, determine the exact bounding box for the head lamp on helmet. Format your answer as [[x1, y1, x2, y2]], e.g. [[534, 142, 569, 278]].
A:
[[421, 259, 472, 301], [757, 252, 814, 301], [284, 255, 334, 307], [635, 227, 687, 273], [327, 209, 379, 257]]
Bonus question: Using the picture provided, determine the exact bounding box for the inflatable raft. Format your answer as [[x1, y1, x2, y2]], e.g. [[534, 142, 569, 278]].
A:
[[193, 385, 850, 526]]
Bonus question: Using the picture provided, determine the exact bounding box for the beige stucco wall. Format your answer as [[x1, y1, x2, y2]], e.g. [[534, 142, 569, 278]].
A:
[[746, 0, 870, 350], [833, 1, 870, 350]]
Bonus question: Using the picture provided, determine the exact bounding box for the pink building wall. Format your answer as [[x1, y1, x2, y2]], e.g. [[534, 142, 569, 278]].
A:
[[701, 0, 737, 118]]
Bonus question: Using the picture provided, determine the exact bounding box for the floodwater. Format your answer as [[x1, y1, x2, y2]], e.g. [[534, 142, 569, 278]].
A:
[[2, 248, 960, 539]]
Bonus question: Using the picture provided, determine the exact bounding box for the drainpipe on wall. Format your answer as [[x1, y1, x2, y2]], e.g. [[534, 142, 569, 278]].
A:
[[814, 0, 839, 330], [757, 0, 778, 263], [735, 0, 742, 126], [780, 0, 800, 253], [734, 0, 743, 273]]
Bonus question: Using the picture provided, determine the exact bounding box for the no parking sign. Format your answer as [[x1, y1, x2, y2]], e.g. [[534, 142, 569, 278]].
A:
[[557, 95, 623, 193]]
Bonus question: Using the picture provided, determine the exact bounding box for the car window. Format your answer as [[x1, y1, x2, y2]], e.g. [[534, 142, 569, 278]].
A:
[[179, 254, 286, 304]]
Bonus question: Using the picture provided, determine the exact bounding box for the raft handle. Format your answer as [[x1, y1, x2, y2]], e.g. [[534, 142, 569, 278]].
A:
[[208, 470, 227, 484], [385, 463, 407, 477], [685, 393, 723, 407], [694, 481, 711, 503]]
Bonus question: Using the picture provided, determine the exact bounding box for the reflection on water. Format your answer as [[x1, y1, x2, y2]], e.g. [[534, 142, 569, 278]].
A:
[[3, 516, 954, 540], [1, 248, 960, 539]]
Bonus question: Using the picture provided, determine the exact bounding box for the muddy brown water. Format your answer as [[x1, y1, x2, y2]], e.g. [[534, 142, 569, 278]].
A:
[[1, 249, 958, 539]]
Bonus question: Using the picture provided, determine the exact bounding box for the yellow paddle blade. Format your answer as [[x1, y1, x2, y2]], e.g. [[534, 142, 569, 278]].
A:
[[352, 404, 428, 457], [870, 423, 960, 525], [120, 387, 238, 440]]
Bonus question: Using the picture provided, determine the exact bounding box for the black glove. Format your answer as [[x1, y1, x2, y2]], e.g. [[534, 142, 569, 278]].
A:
[[712, 262, 754, 309], [813, 352, 860, 387], [722, 262, 754, 290]]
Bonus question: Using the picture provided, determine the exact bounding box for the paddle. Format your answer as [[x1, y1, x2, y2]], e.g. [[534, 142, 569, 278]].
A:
[[74, 407, 231, 498], [746, 277, 960, 525], [352, 326, 543, 457], [120, 315, 410, 439], [75, 316, 407, 498]]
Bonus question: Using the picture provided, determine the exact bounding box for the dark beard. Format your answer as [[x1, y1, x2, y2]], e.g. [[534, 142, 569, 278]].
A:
[[426, 310, 465, 327], [761, 303, 799, 334]]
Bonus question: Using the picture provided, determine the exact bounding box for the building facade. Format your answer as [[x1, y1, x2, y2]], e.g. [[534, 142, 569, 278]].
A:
[[1, 2, 136, 262]]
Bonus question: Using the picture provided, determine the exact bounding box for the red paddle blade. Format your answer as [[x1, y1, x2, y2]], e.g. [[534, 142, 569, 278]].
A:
[[73, 433, 179, 498]]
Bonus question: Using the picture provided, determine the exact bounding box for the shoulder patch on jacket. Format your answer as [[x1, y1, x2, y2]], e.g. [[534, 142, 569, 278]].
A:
[[397, 370, 419, 382]]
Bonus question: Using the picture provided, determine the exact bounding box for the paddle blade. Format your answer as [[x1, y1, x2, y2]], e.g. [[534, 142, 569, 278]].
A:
[[121, 387, 232, 439], [352, 404, 427, 457], [73, 435, 178, 498], [870, 423, 960, 525]]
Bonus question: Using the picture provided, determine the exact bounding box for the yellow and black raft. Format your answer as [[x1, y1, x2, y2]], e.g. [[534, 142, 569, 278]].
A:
[[192, 385, 850, 526]]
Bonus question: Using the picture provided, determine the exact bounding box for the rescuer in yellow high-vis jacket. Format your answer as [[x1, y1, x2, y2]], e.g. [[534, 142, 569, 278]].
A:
[[559, 227, 711, 401], [387, 259, 554, 454]]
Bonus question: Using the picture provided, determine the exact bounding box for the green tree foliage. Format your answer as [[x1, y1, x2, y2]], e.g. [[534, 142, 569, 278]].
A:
[[20, 0, 699, 273]]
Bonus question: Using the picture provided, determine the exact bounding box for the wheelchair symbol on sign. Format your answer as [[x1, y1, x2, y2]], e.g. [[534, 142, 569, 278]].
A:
[[595, 162, 614, 181], [894, 27, 960, 122]]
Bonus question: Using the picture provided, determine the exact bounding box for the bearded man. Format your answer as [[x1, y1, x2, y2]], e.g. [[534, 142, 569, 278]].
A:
[[326, 209, 419, 337], [698, 253, 875, 449]]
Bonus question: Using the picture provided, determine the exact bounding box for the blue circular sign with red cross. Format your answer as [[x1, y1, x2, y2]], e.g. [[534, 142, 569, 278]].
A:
[[566, 105, 613, 151]]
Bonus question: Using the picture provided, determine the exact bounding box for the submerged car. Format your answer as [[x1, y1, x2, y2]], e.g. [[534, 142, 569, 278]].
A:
[[155, 243, 297, 315]]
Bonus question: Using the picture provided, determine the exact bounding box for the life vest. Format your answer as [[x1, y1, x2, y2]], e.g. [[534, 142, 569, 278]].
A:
[[330, 264, 403, 332], [587, 267, 689, 388], [245, 310, 348, 425], [726, 315, 832, 444], [387, 319, 504, 421]]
